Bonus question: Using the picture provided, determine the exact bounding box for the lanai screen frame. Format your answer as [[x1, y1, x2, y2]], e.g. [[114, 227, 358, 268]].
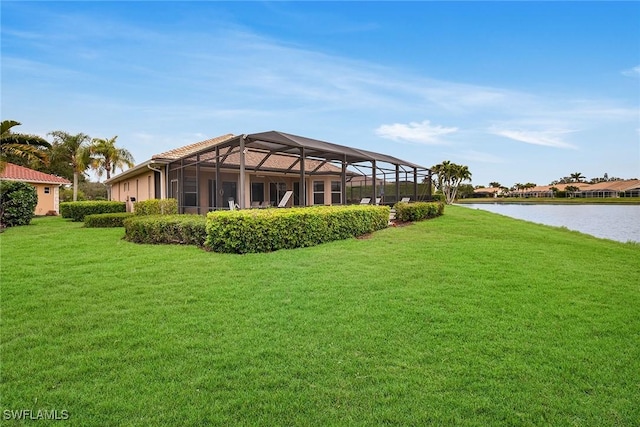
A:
[[164, 130, 432, 212]]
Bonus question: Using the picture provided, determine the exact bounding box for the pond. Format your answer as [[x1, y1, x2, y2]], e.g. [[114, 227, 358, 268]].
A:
[[459, 203, 640, 243]]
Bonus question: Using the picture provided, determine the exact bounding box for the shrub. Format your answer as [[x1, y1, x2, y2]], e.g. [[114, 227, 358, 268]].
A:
[[393, 201, 444, 222], [60, 201, 126, 222], [85, 212, 134, 228], [205, 205, 389, 254], [0, 181, 38, 228], [134, 199, 178, 216], [124, 215, 207, 246]]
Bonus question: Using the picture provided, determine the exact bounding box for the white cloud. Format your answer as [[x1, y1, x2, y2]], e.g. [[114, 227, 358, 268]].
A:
[[622, 65, 640, 77], [489, 127, 578, 149], [375, 120, 458, 145]]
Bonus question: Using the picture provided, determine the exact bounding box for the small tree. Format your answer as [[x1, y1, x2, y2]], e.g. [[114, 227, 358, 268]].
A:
[[431, 161, 472, 204], [0, 181, 38, 228]]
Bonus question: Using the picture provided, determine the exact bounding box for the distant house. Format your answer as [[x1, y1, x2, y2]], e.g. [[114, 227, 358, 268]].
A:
[[0, 163, 71, 215], [105, 131, 432, 213]]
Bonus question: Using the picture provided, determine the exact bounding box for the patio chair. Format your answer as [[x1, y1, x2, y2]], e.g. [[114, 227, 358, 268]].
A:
[[278, 190, 293, 208], [400, 197, 410, 203], [260, 201, 272, 208], [251, 201, 261, 209], [375, 197, 381, 205], [228, 200, 240, 210], [360, 198, 371, 205]]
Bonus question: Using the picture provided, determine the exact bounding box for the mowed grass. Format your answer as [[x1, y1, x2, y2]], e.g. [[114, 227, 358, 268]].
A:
[[1, 206, 639, 426]]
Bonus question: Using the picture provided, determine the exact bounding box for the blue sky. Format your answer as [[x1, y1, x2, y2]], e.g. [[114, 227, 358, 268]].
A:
[[2, 1, 639, 187]]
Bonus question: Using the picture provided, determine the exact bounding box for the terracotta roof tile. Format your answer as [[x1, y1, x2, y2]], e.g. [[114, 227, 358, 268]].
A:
[[0, 163, 71, 185], [152, 134, 236, 160]]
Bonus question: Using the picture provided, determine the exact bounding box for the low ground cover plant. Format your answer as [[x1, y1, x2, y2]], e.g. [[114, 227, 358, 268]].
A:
[[85, 212, 134, 228], [393, 201, 444, 222], [60, 201, 126, 222], [124, 214, 206, 246], [0, 180, 37, 228], [205, 205, 390, 253]]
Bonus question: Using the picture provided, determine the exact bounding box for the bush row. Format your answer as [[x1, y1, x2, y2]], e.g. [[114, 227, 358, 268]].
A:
[[133, 198, 178, 216], [123, 215, 207, 246], [84, 212, 134, 228], [0, 181, 37, 229], [205, 205, 390, 254], [393, 201, 444, 222], [60, 201, 126, 222]]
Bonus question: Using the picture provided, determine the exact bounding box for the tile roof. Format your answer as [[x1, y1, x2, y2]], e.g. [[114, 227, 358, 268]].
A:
[[0, 163, 71, 185], [155, 134, 343, 174], [152, 134, 236, 160]]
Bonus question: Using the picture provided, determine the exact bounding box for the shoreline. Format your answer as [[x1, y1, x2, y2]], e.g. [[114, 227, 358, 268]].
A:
[[455, 197, 640, 205]]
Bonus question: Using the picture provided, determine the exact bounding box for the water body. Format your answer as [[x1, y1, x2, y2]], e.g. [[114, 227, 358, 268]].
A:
[[460, 203, 640, 243]]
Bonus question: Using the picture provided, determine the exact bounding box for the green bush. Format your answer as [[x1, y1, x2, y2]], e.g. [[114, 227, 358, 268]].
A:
[[60, 201, 126, 222], [205, 205, 390, 254], [0, 181, 38, 228], [134, 199, 178, 216], [124, 215, 207, 246], [393, 201, 444, 222], [85, 212, 134, 228]]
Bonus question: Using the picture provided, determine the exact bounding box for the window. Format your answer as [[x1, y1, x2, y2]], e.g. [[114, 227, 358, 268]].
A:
[[251, 182, 265, 203], [331, 181, 341, 204], [313, 181, 325, 205], [269, 182, 287, 205], [43, 187, 50, 194], [183, 176, 197, 206]]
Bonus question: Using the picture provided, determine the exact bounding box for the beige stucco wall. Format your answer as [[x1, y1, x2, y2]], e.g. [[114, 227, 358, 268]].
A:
[[33, 183, 62, 215], [110, 170, 156, 211]]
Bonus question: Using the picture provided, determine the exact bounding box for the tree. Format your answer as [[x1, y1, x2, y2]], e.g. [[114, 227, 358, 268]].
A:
[[565, 185, 580, 198], [570, 172, 585, 183], [0, 120, 51, 172], [90, 136, 135, 181], [489, 181, 501, 188], [431, 160, 472, 204], [48, 131, 92, 201]]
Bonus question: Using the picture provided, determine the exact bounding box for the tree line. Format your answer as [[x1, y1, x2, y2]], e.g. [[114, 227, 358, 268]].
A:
[[0, 120, 135, 201]]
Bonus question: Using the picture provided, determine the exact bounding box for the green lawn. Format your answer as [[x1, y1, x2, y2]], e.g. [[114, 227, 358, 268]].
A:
[[1, 207, 639, 426]]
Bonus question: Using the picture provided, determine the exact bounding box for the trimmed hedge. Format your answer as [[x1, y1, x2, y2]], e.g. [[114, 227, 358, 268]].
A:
[[205, 205, 390, 254], [0, 181, 38, 228], [85, 212, 134, 228], [393, 201, 444, 222], [134, 198, 178, 216], [60, 201, 126, 222], [124, 215, 207, 246]]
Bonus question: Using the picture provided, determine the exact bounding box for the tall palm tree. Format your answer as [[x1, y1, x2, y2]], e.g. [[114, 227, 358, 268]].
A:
[[48, 131, 92, 201], [0, 120, 51, 172], [90, 136, 135, 181], [570, 172, 585, 183]]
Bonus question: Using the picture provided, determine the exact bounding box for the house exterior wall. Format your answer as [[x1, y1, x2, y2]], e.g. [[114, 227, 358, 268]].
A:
[[34, 183, 61, 215], [109, 170, 156, 211]]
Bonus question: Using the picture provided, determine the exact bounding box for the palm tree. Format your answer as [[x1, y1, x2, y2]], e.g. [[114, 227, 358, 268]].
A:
[[489, 181, 501, 188], [431, 160, 472, 204], [0, 120, 51, 172], [570, 172, 585, 183], [90, 136, 135, 181], [48, 131, 92, 201]]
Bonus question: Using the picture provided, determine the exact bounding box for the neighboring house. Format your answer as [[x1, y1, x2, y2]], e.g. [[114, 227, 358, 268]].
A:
[[0, 163, 71, 215], [473, 187, 503, 198], [105, 131, 431, 213]]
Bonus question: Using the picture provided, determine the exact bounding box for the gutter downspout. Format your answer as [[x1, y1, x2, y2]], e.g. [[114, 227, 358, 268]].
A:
[[147, 163, 166, 199]]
